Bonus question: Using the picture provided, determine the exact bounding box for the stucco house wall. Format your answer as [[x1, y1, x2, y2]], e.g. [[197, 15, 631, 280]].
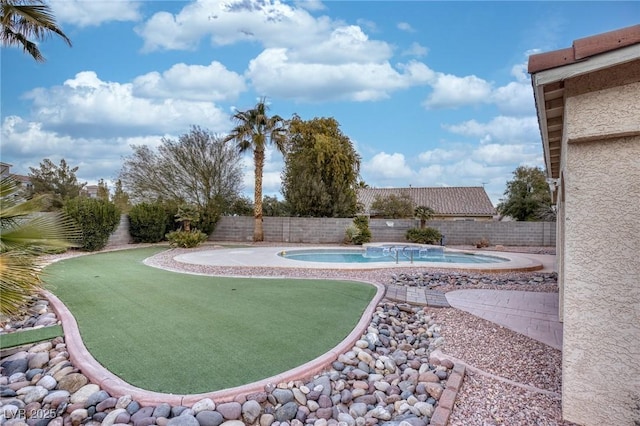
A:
[[529, 25, 640, 425], [559, 77, 640, 424]]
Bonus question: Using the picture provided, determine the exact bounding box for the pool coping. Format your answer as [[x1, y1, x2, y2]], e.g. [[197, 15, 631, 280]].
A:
[[44, 276, 387, 407]]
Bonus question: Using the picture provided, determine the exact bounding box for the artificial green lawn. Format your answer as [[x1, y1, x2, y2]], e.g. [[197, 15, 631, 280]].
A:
[[44, 247, 376, 394], [0, 325, 63, 349]]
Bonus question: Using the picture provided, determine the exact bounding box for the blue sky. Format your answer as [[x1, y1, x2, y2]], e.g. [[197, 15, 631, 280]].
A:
[[2, 1, 638, 205]]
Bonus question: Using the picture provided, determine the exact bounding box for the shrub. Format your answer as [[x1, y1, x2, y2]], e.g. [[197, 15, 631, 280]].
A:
[[475, 238, 490, 248], [128, 202, 168, 243], [166, 230, 208, 248], [405, 227, 442, 245], [345, 216, 371, 245], [344, 224, 360, 244], [64, 198, 121, 251]]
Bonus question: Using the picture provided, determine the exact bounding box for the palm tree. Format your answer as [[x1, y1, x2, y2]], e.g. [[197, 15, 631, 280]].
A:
[[175, 204, 199, 232], [1, 0, 71, 62], [224, 98, 287, 242], [414, 205, 435, 229], [0, 176, 80, 316]]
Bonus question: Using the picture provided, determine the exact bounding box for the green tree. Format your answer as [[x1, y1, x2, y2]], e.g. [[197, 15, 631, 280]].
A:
[[224, 98, 287, 241], [1, 0, 71, 62], [282, 116, 361, 217], [262, 195, 289, 217], [112, 179, 131, 213], [497, 166, 553, 221], [28, 158, 86, 209], [119, 126, 243, 234], [97, 179, 109, 200], [371, 192, 415, 218], [228, 195, 254, 216], [414, 205, 435, 229], [0, 176, 80, 315]]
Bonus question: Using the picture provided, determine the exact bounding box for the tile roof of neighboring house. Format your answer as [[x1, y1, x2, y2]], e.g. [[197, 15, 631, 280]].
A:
[[11, 174, 31, 184], [357, 187, 496, 217]]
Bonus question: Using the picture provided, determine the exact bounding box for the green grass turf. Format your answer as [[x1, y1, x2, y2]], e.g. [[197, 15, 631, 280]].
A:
[[44, 247, 376, 394], [0, 325, 64, 349]]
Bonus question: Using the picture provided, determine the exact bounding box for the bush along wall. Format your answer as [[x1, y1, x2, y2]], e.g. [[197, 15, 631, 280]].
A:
[[128, 202, 168, 243], [405, 227, 442, 245], [63, 198, 121, 251]]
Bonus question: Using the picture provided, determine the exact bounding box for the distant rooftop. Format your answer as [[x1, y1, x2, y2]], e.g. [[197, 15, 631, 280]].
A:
[[357, 186, 496, 217]]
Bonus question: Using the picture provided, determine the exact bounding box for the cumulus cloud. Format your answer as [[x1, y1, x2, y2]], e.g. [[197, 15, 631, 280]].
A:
[[402, 42, 428, 57], [287, 25, 392, 64], [362, 152, 415, 181], [397, 22, 415, 33], [423, 73, 493, 109], [247, 51, 433, 102], [51, 0, 142, 27], [444, 116, 540, 144], [490, 81, 535, 116], [295, 0, 325, 11], [418, 148, 466, 163], [473, 143, 540, 165], [136, 0, 435, 102], [1, 116, 162, 184], [24, 71, 230, 138], [136, 0, 331, 52], [132, 61, 246, 102]]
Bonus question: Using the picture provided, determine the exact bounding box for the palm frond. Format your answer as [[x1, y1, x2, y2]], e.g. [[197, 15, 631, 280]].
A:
[[0, 250, 44, 316]]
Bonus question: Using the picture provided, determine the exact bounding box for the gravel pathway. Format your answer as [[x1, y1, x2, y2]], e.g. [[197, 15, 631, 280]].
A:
[[3, 244, 575, 425]]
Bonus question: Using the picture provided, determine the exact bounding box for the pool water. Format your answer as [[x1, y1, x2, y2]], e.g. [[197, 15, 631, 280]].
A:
[[279, 249, 508, 264]]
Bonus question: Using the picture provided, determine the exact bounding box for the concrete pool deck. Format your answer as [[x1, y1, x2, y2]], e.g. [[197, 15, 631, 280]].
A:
[[173, 245, 546, 272]]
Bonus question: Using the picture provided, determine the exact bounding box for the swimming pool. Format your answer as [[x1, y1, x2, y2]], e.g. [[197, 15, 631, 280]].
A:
[[278, 247, 508, 264], [173, 245, 544, 271]]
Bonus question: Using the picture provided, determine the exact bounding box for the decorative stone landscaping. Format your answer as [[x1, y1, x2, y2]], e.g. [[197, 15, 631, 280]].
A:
[[1, 299, 457, 426]]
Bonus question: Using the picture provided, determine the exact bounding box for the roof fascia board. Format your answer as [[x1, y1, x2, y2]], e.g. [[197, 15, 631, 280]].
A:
[[532, 82, 553, 179], [532, 44, 640, 86]]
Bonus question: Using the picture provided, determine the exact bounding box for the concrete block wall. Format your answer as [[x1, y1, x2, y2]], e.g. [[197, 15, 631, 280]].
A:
[[210, 216, 556, 246], [106, 214, 133, 247]]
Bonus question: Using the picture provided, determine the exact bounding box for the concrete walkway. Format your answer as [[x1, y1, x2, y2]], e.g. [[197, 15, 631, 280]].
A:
[[445, 290, 563, 350]]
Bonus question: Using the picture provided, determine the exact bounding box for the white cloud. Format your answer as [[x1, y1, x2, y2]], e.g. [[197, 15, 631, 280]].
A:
[[418, 148, 465, 163], [490, 81, 535, 116], [473, 144, 540, 165], [362, 152, 415, 180], [402, 42, 428, 57], [444, 116, 540, 144], [416, 164, 445, 183], [295, 0, 325, 11], [287, 25, 392, 64], [423, 73, 493, 109], [132, 61, 246, 102], [247, 50, 433, 102], [136, 0, 332, 52], [136, 1, 440, 103], [24, 71, 230, 138], [1, 116, 163, 184], [397, 22, 415, 33], [51, 0, 142, 27]]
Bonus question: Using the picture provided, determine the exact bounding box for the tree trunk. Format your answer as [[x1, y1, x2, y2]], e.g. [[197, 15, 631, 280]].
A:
[[253, 149, 264, 242]]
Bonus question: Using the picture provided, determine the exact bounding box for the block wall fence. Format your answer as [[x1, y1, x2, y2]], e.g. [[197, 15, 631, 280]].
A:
[[106, 215, 555, 247], [208, 216, 556, 246]]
